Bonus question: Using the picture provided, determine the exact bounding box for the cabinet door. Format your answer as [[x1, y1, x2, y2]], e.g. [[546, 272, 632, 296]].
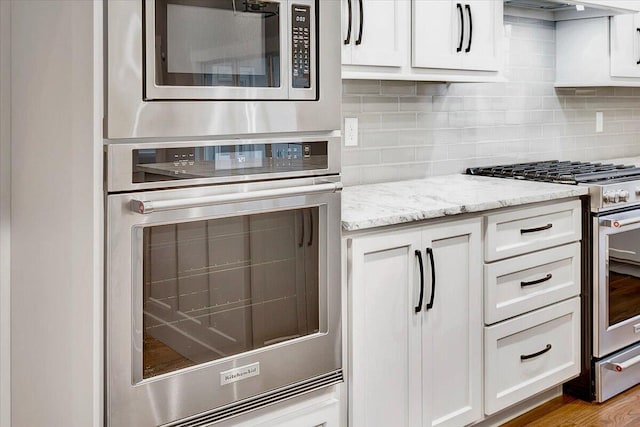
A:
[[460, 0, 501, 71], [413, 0, 500, 71], [345, 0, 407, 66], [422, 218, 482, 427], [412, 0, 463, 70], [611, 13, 640, 78], [349, 231, 423, 427]]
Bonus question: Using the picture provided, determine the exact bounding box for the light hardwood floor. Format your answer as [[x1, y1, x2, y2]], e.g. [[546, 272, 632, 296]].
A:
[[503, 385, 640, 426]]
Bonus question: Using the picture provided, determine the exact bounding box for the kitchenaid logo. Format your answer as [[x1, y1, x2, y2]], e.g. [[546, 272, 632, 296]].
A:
[[220, 363, 260, 386]]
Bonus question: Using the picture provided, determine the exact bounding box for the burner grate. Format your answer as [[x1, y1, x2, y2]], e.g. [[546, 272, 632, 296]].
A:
[[467, 160, 640, 184]]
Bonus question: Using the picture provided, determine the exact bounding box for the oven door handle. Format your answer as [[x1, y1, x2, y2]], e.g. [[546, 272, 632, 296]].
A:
[[605, 354, 640, 372], [601, 216, 640, 229], [130, 182, 342, 214]]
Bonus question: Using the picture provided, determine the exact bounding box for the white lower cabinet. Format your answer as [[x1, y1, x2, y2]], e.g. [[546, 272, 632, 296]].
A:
[[482, 200, 582, 416], [348, 217, 482, 427]]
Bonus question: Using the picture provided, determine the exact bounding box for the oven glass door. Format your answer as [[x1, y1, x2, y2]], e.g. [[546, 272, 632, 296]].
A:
[[106, 180, 341, 426], [596, 211, 640, 357], [141, 206, 320, 379], [144, 0, 316, 100]]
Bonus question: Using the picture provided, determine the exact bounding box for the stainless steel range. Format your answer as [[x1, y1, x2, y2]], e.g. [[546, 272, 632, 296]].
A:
[[468, 160, 640, 402]]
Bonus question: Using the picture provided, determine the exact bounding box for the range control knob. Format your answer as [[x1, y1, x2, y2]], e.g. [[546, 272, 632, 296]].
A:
[[619, 190, 630, 202], [603, 191, 617, 203]]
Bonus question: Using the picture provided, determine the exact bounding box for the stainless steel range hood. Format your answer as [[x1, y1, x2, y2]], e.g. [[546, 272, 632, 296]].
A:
[[504, 0, 640, 20]]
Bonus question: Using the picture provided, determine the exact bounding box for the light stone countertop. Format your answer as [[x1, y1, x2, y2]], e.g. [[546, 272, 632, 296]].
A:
[[342, 174, 588, 232]]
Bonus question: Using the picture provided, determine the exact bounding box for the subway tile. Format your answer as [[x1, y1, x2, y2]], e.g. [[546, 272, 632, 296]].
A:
[[416, 145, 448, 162], [399, 96, 433, 112], [343, 79, 380, 95], [342, 149, 381, 167], [381, 147, 415, 163], [353, 113, 382, 130], [360, 130, 399, 148], [362, 96, 400, 113], [361, 164, 403, 184], [341, 166, 362, 187], [417, 112, 449, 129], [381, 112, 417, 129], [614, 87, 634, 97], [433, 96, 464, 112], [342, 96, 362, 114], [381, 80, 417, 96], [416, 82, 448, 96], [397, 129, 433, 145]]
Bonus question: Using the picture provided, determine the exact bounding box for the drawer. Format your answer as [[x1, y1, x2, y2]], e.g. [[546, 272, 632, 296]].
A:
[[484, 297, 580, 415], [484, 242, 581, 324], [484, 200, 581, 262]]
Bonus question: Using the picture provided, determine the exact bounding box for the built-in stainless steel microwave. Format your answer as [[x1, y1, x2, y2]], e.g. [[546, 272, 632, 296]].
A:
[[106, 0, 341, 139]]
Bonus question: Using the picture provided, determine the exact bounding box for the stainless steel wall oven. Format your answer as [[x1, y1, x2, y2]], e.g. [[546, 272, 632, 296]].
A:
[[106, 0, 341, 139], [105, 136, 342, 426]]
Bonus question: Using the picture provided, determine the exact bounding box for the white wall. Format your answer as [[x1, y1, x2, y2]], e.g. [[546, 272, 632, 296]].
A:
[[0, 1, 11, 426], [342, 16, 640, 185], [10, 1, 103, 426]]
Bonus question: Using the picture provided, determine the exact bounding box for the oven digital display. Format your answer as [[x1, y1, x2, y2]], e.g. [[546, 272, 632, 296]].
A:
[[132, 141, 328, 183]]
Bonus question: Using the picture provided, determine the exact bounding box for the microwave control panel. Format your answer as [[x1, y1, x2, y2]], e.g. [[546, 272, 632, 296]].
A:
[[292, 5, 311, 89]]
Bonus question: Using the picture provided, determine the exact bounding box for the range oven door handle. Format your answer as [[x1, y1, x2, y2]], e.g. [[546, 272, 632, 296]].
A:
[[605, 354, 640, 372], [601, 216, 640, 229], [130, 182, 342, 214]]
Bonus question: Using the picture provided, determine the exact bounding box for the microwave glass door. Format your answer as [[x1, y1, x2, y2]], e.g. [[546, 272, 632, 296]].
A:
[[154, 0, 281, 89], [141, 207, 320, 379], [144, 0, 316, 100]]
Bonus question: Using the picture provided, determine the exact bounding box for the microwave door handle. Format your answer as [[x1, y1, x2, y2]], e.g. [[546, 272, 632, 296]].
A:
[[602, 216, 640, 228], [130, 182, 342, 214]]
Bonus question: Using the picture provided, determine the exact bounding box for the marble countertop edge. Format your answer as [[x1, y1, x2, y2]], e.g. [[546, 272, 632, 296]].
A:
[[341, 175, 588, 232]]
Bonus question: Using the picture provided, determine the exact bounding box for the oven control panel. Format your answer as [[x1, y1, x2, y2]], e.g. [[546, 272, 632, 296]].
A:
[[591, 181, 640, 211], [291, 4, 311, 89]]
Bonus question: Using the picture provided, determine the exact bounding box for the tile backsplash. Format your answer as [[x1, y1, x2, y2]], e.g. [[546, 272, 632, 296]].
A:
[[341, 15, 640, 186]]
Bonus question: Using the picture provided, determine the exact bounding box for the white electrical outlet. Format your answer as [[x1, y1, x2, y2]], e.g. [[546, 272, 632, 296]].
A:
[[596, 111, 603, 133], [344, 117, 358, 147]]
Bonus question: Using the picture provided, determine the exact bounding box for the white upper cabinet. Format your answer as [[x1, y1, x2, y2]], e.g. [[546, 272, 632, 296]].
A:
[[611, 13, 640, 78], [342, 0, 407, 66], [556, 3, 640, 87], [341, 0, 503, 82], [413, 0, 501, 72]]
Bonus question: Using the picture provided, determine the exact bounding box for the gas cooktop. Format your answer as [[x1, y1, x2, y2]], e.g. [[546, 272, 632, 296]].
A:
[[467, 160, 640, 212], [466, 160, 640, 185]]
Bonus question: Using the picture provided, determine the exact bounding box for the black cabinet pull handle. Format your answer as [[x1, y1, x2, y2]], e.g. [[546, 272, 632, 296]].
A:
[[465, 4, 472, 53], [636, 28, 640, 64], [521, 344, 552, 361], [355, 0, 364, 45], [456, 3, 464, 52], [307, 209, 313, 246], [521, 273, 553, 287], [520, 223, 552, 234], [415, 250, 425, 313], [298, 211, 304, 247], [344, 0, 352, 45], [426, 247, 436, 310]]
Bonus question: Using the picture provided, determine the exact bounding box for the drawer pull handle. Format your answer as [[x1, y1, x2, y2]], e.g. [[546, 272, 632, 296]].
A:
[[520, 344, 552, 361], [415, 250, 425, 314], [521, 273, 553, 287], [520, 223, 553, 234]]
